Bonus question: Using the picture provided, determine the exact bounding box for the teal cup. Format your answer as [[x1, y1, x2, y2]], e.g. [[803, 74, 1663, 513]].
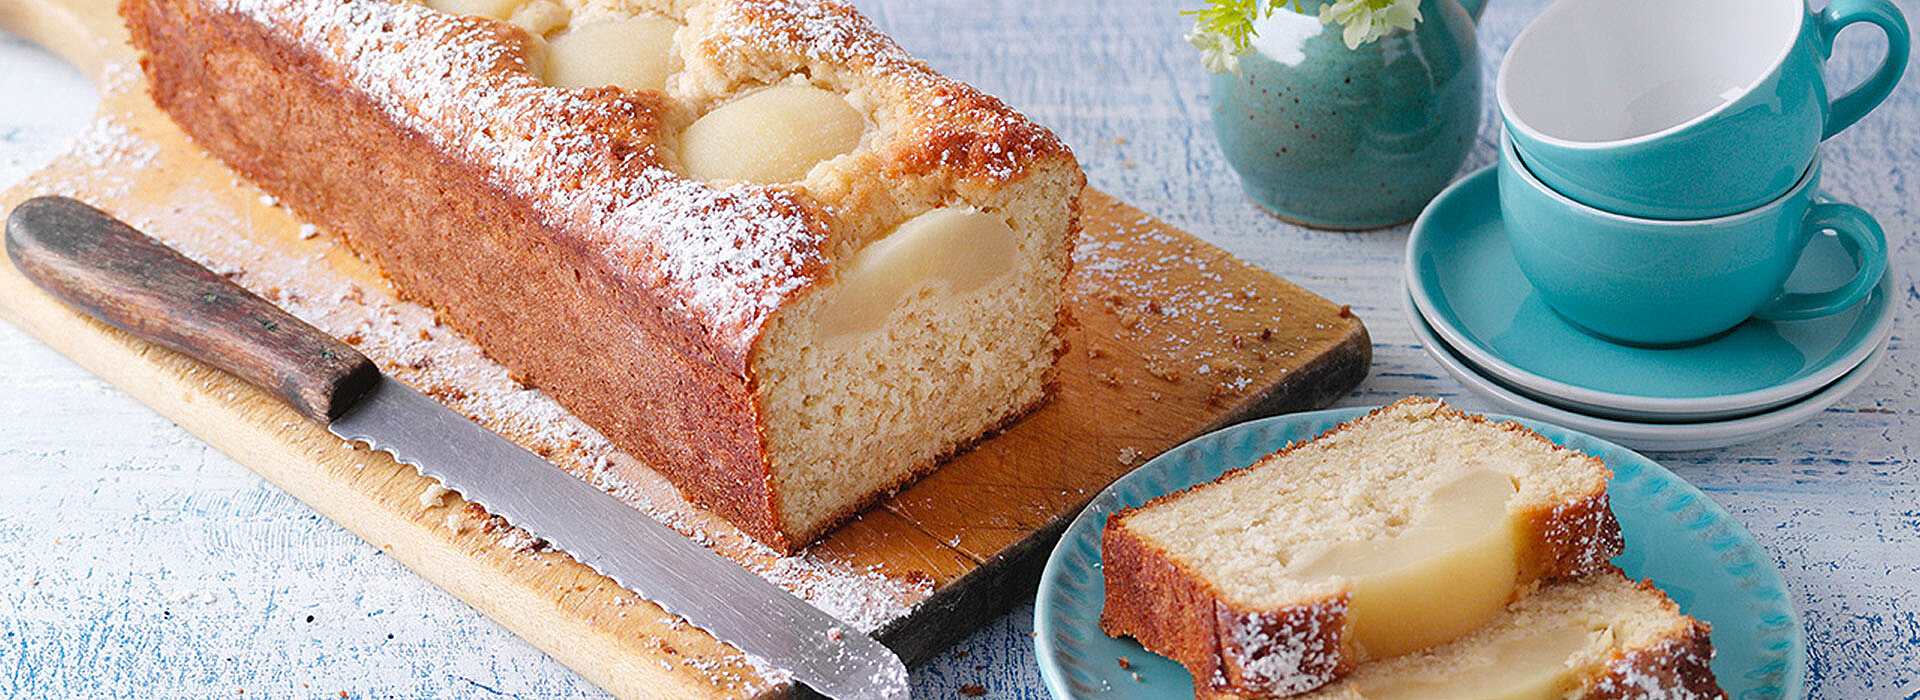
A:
[[1499, 134, 1887, 347], [1497, 0, 1909, 220]]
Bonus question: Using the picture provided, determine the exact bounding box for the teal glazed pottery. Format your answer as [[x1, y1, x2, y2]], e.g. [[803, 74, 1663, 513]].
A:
[[1405, 166, 1896, 422], [1210, 0, 1486, 230], [1406, 292, 1891, 451], [1499, 135, 1887, 347], [1499, 0, 1910, 219], [1035, 408, 1806, 700]]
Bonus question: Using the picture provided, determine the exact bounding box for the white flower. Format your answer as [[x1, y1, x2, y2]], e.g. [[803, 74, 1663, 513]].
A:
[[1187, 25, 1244, 74], [1318, 0, 1422, 49]]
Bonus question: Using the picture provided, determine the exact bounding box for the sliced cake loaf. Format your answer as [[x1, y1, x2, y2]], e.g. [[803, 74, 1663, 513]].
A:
[[1100, 397, 1624, 697], [1296, 568, 1724, 700]]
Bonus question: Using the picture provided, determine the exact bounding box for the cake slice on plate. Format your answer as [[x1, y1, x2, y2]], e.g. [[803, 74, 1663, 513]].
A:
[[1297, 569, 1724, 700], [1101, 397, 1624, 696]]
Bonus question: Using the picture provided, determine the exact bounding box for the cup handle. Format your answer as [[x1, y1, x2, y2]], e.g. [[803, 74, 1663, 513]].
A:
[[1816, 0, 1911, 139], [1753, 202, 1888, 321]]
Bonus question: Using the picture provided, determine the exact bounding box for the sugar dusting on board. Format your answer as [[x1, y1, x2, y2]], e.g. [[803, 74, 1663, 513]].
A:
[[1070, 196, 1323, 406]]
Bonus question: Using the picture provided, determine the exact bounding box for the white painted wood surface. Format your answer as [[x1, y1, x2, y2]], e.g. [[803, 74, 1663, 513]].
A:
[[2, 0, 1916, 697]]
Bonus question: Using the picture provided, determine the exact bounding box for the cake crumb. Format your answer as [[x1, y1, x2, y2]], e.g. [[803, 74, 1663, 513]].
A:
[[495, 527, 546, 553], [1116, 656, 1132, 669], [1117, 447, 1141, 465], [444, 510, 473, 534], [418, 484, 451, 509], [958, 683, 987, 697]]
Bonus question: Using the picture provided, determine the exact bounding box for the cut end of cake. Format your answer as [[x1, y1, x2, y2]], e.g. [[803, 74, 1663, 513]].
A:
[[753, 165, 1081, 547]]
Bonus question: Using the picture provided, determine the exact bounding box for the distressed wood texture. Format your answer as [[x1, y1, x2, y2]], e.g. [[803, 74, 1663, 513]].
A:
[[3, 0, 1918, 699], [6, 196, 381, 423], [0, 0, 1372, 697]]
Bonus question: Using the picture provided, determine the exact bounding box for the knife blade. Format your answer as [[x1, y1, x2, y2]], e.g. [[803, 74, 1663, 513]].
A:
[[5, 195, 909, 700]]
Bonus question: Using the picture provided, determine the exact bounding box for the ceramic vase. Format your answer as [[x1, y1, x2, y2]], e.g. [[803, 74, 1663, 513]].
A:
[[1210, 0, 1486, 230]]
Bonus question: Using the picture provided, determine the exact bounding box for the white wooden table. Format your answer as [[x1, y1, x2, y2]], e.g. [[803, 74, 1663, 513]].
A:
[[3, 1, 1915, 697]]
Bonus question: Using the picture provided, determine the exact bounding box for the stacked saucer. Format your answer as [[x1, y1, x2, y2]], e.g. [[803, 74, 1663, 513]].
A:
[[1403, 168, 1895, 451]]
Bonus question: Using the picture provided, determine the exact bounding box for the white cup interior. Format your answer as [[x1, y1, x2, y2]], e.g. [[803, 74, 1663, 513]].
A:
[[1499, 0, 1804, 145]]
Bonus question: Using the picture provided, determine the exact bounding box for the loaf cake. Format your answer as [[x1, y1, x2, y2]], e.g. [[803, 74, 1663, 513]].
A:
[[1297, 569, 1725, 700], [1101, 397, 1624, 697], [122, 0, 1084, 552]]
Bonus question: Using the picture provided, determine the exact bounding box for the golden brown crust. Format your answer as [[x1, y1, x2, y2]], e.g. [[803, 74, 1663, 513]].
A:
[[1099, 397, 1626, 697], [123, 0, 1079, 553], [1581, 578, 1728, 700], [686, 0, 1075, 186], [1518, 489, 1625, 584], [1101, 517, 1354, 697]]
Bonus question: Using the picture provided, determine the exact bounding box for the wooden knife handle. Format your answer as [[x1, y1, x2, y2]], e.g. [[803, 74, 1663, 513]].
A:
[[5, 195, 379, 422]]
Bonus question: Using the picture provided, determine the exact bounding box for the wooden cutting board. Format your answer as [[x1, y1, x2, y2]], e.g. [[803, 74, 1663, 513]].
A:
[[0, 0, 1372, 697]]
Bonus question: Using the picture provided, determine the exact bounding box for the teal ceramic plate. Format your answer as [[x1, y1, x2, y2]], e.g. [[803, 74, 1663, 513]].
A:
[[1406, 166, 1895, 422], [1408, 288, 1890, 452], [1033, 408, 1805, 700]]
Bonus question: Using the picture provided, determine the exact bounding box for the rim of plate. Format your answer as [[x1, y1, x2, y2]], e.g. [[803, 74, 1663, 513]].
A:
[[1032, 404, 1807, 700], [1404, 166, 1896, 417], [1405, 287, 1889, 452]]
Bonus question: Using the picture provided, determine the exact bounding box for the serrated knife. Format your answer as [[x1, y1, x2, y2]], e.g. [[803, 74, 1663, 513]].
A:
[[5, 195, 909, 700]]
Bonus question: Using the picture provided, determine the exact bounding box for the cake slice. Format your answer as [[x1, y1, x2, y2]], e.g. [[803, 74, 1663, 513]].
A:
[[122, 0, 1083, 552], [1101, 397, 1624, 697], [1298, 569, 1725, 700]]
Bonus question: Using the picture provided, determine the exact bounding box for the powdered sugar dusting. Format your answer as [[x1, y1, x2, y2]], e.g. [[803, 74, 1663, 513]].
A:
[[767, 556, 934, 633], [56, 116, 159, 200], [1215, 598, 1347, 695], [1072, 197, 1332, 408], [1589, 635, 1725, 699], [215, 0, 828, 354], [699, 0, 1069, 182], [704, 0, 905, 71]]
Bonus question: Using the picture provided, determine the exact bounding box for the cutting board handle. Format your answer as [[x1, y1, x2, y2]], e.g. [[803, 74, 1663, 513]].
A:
[[5, 196, 379, 422]]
